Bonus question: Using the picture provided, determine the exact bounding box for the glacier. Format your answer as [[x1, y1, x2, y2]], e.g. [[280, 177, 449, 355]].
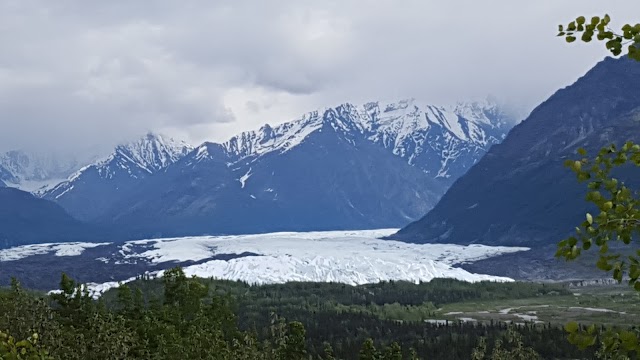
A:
[[30, 229, 531, 298], [0, 242, 110, 261]]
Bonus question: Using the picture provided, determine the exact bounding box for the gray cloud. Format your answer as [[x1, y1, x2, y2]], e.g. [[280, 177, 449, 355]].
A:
[[1, 0, 639, 153]]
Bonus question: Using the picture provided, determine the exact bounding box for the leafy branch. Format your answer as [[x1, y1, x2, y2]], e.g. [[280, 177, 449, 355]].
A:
[[558, 15, 640, 61]]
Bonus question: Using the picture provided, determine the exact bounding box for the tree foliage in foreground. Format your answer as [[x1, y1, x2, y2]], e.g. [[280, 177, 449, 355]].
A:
[[558, 15, 640, 60], [0, 269, 587, 359], [557, 14, 640, 358], [0, 331, 51, 360]]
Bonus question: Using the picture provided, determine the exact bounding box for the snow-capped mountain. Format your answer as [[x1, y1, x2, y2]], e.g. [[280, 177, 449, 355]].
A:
[[89, 132, 194, 180], [42, 133, 193, 221], [0, 150, 91, 192], [223, 98, 513, 180]]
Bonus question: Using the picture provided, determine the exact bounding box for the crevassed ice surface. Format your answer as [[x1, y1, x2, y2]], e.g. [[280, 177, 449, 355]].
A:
[[13, 229, 529, 298], [0, 242, 110, 261], [119, 229, 527, 284]]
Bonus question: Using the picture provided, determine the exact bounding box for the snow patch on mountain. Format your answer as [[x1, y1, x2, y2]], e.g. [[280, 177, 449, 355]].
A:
[[239, 168, 252, 188], [195, 144, 211, 161]]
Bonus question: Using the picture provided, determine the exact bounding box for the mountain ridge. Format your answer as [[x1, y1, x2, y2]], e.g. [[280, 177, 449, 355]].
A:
[[221, 98, 514, 181], [37, 98, 515, 238], [42, 133, 193, 221]]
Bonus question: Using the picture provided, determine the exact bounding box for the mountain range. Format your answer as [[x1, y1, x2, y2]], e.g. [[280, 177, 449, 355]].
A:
[[30, 99, 512, 239]]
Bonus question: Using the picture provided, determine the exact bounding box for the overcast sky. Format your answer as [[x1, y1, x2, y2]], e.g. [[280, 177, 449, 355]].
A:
[[1, 1, 639, 154]]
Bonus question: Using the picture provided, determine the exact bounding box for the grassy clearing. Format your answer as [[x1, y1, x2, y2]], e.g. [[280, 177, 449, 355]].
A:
[[431, 284, 640, 326]]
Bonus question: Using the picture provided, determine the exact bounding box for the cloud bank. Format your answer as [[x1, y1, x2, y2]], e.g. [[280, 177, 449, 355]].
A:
[[1, 0, 638, 153]]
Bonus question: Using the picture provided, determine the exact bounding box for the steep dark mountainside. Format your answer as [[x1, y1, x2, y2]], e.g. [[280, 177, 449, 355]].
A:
[[392, 57, 640, 248], [0, 187, 103, 248]]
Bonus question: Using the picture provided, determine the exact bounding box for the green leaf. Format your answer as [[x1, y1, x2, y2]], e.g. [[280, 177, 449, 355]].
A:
[[587, 191, 602, 201], [614, 267, 622, 282], [586, 213, 593, 225], [566, 36, 577, 43], [630, 264, 640, 280], [619, 330, 638, 350], [577, 148, 587, 156], [573, 161, 582, 171], [565, 321, 579, 333], [576, 16, 585, 25], [597, 257, 612, 271], [571, 245, 580, 258]]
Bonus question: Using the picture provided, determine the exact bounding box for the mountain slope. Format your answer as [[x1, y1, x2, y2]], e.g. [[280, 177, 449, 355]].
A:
[[0, 187, 103, 248], [392, 57, 640, 247], [42, 133, 193, 221], [108, 120, 447, 238]]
